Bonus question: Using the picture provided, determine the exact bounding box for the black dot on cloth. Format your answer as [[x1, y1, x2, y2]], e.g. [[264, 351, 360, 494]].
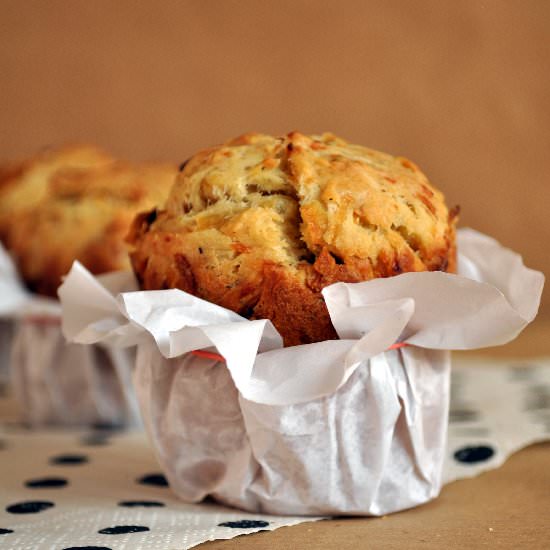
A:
[[525, 385, 550, 411], [449, 409, 479, 423], [25, 477, 68, 488], [90, 421, 124, 432], [81, 434, 110, 446], [50, 454, 88, 465], [0, 528, 14, 535], [62, 547, 112, 550], [6, 500, 54, 514], [137, 473, 169, 487], [98, 525, 150, 535], [218, 520, 270, 529], [453, 426, 490, 437], [118, 500, 165, 507], [454, 445, 495, 463], [2, 421, 30, 432], [508, 365, 536, 380]]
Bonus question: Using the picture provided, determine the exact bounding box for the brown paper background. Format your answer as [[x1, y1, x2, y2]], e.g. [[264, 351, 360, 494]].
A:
[[1, 0, 548, 313]]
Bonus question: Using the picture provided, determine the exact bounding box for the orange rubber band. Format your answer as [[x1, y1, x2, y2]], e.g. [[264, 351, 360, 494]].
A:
[[190, 349, 226, 362], [386, 342, 409, 350], [24, 315, 62, 326]]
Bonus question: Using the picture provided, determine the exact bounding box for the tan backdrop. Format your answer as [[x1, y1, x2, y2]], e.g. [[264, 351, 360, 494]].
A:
[[1, 0, 548, 313]]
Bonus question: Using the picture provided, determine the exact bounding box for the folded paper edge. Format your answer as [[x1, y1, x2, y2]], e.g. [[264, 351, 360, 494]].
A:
[[58, 230, 543, 356]]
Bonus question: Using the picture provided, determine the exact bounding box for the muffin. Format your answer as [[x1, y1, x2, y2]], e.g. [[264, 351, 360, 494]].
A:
[[4, 147, 177, 296], [128, 132, 458, 346], [0, 144, 113, 242]]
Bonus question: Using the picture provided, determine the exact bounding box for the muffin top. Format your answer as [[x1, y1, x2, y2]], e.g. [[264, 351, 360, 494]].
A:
[[129, 132, 458, 346], [3, 146, 177, 296], [0, 145, 114, 241]]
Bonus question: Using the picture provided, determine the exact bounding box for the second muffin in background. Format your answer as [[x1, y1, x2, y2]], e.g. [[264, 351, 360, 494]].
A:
[[3, 146, 177, 296], [0, 144, 113, 242], [0, 144, 178, 427]]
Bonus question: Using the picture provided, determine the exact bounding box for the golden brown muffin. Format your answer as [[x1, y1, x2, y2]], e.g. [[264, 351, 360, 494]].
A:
[[0, 145, 114, 242], [128, 132, 458, 346], [5, 150, 177, 297]]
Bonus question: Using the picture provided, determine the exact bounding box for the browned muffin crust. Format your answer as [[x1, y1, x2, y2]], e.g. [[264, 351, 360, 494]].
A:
[[3, 146, 177, 296], [128, 132, 458, 346]]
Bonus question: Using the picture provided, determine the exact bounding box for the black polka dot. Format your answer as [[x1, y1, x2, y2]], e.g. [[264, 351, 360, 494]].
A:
[[62, 547, 112, 550], [91, 422, 124, 432], [452, 426, 490, 437], [50, 454, 88, 465], [218, 520, 270, 529], [6, 500, 54, 514], [454, 445, 495, 463], [25, 477, 68, 488], [2, 421, 30, 432], [81, 434, 110, 446], [0, 528, 14, 535], [98, 525, 150, 535], [508, 365, 535, 380], [449, 409, 479, 423], [137, 473, 168, 487], [525, 385, 550, 411], [118, 500, 165, 507]]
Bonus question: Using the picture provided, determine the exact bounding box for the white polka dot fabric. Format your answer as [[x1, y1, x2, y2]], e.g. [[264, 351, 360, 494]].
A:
[[0, 357, 549, 549], [444, 356, 550, 483], [0, 424, 318, 549]]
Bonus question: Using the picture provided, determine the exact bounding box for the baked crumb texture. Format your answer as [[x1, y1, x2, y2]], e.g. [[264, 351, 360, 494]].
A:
[[1, 145, 177, 296], [129, 132, 458, 346]]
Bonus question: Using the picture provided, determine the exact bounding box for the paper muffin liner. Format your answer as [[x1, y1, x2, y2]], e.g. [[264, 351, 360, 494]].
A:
[[0, 244, 141, 427], [59, 229, 543, 515]]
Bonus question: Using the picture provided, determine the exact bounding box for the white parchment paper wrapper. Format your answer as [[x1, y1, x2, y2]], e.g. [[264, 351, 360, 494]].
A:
[[0, 243, 141, 427], [59, 229, 543, 515], [0, 243, 26, 385]]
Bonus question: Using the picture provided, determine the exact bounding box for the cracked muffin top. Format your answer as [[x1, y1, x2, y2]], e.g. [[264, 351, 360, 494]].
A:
[[128, 132, 458, 346], [3, 145, 177, 297]]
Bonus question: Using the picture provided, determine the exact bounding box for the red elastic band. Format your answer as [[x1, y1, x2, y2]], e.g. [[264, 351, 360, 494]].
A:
[[23, 315, 411, 357], [191, 341, 409, 363], [24, 316, 62, 326], [386, 341, 409, 350], [190, 349, 227, 362]]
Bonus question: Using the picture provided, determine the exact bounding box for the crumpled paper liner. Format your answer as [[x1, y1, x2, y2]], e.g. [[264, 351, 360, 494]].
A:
[[0, 243, 141, 427], [134, 344, 449, 515], [59, 229, 543, 515]]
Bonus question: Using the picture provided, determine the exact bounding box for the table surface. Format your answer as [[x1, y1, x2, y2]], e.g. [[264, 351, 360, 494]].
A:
[[199, 318, 550, 550]]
